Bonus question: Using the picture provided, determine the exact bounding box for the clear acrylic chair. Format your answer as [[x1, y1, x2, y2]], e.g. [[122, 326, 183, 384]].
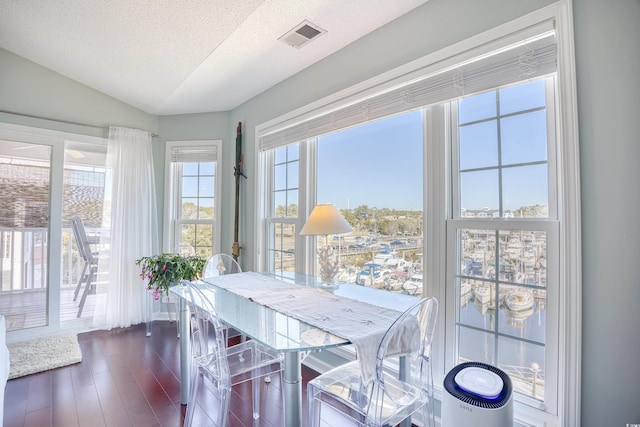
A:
[[202, 253, 243, 343], [182, 280, 284, 426], [202, 253, 242, 278], [307, 297, 438, 427]]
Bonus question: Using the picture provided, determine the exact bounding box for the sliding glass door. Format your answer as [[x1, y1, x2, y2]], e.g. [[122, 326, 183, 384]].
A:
[[0, 140, 53, 331], [60, 140, 107, 325], [0, 123, 108, 337]]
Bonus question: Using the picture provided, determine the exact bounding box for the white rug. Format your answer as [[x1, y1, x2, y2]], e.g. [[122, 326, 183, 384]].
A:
[[8, 333, 82, 379]]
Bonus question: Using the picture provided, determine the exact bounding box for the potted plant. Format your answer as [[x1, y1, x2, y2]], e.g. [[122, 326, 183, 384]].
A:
[[136, 253, 207, 300]]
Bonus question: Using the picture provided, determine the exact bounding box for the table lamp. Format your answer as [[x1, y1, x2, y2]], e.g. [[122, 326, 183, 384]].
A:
[[300, 204, 353, 285]]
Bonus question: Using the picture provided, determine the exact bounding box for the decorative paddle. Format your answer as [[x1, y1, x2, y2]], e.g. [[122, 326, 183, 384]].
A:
[[232, 122, 246, 262]]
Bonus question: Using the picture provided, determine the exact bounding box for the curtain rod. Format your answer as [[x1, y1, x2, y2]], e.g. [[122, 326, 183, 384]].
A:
[[0, 109, 159, 138]]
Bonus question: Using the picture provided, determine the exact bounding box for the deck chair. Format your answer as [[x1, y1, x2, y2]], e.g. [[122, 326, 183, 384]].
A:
[[71, 217, 101, 318]]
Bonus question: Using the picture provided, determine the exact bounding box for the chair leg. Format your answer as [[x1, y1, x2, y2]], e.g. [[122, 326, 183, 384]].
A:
[[166, 296, 175, 323], [218, 387, 232, 427], [170, 300, 180, 338], [76, 266, 95, 318], [145, 288, 156, 337], [185, 367, 232, 427], [73, 261, 89, 301], [279, 371, 286, 421], [252, 374, 261, 420], [176, 311, 180, 338], [307, 382, 321, 427]]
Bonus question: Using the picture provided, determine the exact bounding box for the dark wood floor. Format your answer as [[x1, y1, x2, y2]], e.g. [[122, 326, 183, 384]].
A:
[[3, 321, 319, 427]]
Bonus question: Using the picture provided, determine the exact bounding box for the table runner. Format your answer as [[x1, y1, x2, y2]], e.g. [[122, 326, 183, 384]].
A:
[[201, 272, 418, 383]]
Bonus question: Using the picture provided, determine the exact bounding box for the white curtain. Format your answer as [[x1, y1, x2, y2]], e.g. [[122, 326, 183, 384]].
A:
[[94, 126, 158, 329]]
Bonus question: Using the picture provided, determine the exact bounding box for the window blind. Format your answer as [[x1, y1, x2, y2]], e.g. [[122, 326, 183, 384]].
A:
[[170, 145, 218, 162], [259, 20, 557, 152]]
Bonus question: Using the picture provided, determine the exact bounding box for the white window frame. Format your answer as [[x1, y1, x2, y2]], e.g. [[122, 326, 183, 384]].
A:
[[163, 140, 222, 255], [441, 77, 561, 418], [445, 218, 561, 416], [254, 3, 580, 425], [258, 140, 315, 275]]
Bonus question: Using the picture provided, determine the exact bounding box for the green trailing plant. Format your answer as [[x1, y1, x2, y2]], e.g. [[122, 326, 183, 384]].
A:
[[136, 253, 206, 300]]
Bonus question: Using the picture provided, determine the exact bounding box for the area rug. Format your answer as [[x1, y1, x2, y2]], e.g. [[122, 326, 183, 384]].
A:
[[8, 333, 82, 379]]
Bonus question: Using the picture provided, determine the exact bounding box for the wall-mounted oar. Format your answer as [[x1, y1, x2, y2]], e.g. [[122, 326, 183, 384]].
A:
[[232, 122, 246, 262]]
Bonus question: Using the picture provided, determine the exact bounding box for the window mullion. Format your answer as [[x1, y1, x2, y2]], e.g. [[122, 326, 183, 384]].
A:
[[496, 90, 504, 217], [425, 104, 448, 385], [298, 139, 315, 275], [448, 102, 461, 219], [545, 76, 559, 220], [172, 162, 183, 251]]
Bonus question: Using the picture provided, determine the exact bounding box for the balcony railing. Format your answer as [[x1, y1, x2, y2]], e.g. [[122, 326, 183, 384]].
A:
[[0, 226, 104, 293]]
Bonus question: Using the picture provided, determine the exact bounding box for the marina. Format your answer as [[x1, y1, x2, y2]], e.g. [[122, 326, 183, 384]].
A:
[[321, 227, 547, 400], [215, 213, 552, 400]]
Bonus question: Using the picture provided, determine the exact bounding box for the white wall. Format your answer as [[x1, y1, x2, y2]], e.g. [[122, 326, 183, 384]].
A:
[[0, 48, 158, 137], [573, 0, 640, 426]]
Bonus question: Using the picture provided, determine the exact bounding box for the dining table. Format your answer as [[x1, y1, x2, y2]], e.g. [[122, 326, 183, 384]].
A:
[[170, 271, 419, 427]]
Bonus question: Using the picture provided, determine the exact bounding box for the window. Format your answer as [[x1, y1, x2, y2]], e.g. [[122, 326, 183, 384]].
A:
[[256, 7, 579, 424], [261, 112, 424, 282], [447, 77, 558, 410], [266, 144, 300, 272], [164, 141, 222, 258], [315, 112, 424, 287]]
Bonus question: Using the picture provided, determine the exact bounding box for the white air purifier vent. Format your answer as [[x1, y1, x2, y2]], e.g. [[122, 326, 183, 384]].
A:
[[279, 20, 326, 48], [442, 361, 514, 427]]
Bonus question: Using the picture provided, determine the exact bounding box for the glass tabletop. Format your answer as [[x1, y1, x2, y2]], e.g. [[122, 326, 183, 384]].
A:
[[170, 271, 418, 354]]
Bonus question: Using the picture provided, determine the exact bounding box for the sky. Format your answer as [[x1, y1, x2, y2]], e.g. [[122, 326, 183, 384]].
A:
[[317, 110, 424, 211], [316, 79, 549, 213]]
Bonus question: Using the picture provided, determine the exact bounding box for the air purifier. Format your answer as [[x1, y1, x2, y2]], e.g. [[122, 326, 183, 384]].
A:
[[442, 361, 513, 427]]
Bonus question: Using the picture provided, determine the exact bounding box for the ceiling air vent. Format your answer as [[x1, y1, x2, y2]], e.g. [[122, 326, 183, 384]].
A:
[[279, 20, 326, 49]]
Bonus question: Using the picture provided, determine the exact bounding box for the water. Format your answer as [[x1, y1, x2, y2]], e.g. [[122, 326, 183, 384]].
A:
[[458, 294, 547, 385]]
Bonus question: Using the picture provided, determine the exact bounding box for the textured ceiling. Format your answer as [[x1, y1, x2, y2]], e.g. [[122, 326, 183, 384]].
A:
[[0, 0, 428, 115]]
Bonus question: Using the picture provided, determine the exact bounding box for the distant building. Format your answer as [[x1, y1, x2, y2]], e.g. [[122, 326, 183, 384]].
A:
[[461, 208, 518, 218]]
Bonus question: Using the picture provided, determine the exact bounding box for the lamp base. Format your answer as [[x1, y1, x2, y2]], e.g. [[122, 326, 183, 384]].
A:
[[317, 278, 340, 291], [317, 245, 340, 287]]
